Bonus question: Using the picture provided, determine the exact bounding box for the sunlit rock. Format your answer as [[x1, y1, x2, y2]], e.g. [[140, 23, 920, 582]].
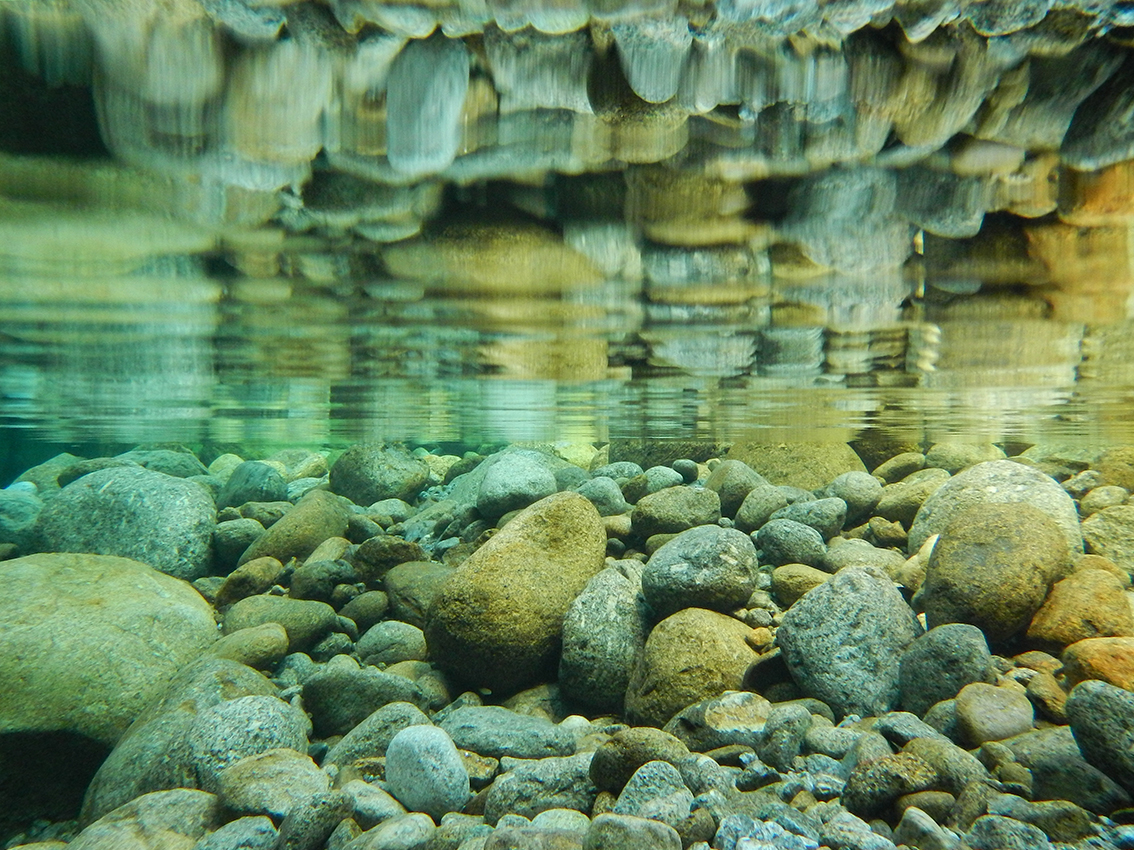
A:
[[386, 33, 470, 177], [1059, 160, 1134, 227]]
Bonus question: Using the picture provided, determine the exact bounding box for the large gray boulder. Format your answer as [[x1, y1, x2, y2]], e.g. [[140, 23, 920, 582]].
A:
[[36, 465, 216, 580], [777, 567, 922, 718], [907, 460, 1082, 556], [641, 525, 759, 620], [0, 553, 218, 747]]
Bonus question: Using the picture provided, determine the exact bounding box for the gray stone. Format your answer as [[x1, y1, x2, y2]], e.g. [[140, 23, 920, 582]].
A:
[[612, 760, 693, 833], [339, 591, 391, 633], [330, 443, 431, 506], [290, 559, 357, 604], [274, 790, 352, 850], [575, 476, 631, 517], [924, 443, 1006, 474], [213, 518, 265, 572], [477, 453, 558, 520], [71, 788, 221, 850], [439, 706, 575, 759], [217, 461, 288, 510], [891, 806, 959, 850], [704, 460, 769, 517], [873, 712, 951, 747], [589, 727, 693, 794], [188, 695, 309, 792], [0, 553, 218, 748], [323, 702, 432, 767], [768, 498, 847, 542], [819, 472, 882, 527], [338, 780, 406, 829], [985, 794, 1094, 843], [36, 465, 215, 579], [907, 460, 1083, 555], [954, 683, 1034, 746], [81, 657, 278, 822], [192, 815, 278, 850], [819, 538, 906, 579], [965, 814, 1051, 850], [902, 737, 991, 797], [631, 486, 721, 538], [642, 525, 758, 620], [713, 815, 817, 850], [819, 811, 898, 850], [0, 488, 42, 553], [592, 462, 644, 481], [357, 620, 429, 666], [755, 519, 826, 567], [756, 703, 813, 772], [303, 657, 429, 737], [777, 567, 922, 718], [898, 624, 996, 717], [734, 485, 790, 534], [584, 813, 682, 850], [385, 725, 470, 820], [623, 466, 686, 503], [559, 565, 650, 713], [484, 752, 597, 825], [1001, 726, 1131, 814], [1066, 679, 1134, 793], [117, 448, 209, 478], [342, 812, 435, 850]]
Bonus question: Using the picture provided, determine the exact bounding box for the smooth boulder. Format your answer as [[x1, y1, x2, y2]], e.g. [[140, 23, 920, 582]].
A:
[[425, 492, 606, 694], [0, 553, 218, 746]]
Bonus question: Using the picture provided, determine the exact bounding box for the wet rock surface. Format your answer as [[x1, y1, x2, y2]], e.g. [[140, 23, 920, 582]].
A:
[[9, 438, 1134, 850]]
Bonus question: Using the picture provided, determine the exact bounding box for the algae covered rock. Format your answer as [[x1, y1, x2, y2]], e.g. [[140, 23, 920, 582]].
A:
[[0, 553, 218, 747], [425, 492, 606, 695]]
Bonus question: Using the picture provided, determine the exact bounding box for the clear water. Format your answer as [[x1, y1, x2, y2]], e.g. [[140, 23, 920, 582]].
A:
[[3, 2, 1134, 485]]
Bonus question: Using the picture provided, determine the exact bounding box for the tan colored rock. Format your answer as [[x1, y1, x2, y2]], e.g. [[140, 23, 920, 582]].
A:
[[216, 748, 331, 818], [1062, 636, 1134, 690], [772, 563, 831, 608], [215, 556, 285, 609], [210, 623, 289, 671], [222, 595, 338, 652], [625, 608, 758, 728], [237, 490, 352, 566], [1027, 569, 1134, 653], [1059, 160, 1134, 226], [1097, 446, 1134, 491], [425, 492, 606, 695], [724, 442, 867, 490]]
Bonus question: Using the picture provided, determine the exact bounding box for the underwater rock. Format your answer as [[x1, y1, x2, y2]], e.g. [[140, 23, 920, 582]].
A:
[[0, 553, 217, 746]]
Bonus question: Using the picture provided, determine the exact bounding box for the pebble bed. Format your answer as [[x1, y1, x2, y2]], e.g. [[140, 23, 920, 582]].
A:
[[4, 439, 1134, 850]]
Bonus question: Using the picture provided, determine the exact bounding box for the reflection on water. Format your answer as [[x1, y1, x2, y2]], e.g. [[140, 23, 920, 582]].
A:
[[3, 0, 1134, 470]]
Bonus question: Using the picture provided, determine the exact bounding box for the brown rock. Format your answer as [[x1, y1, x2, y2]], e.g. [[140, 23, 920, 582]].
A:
[[1098, 446, 1134, 490], [919, 503, 1070, 643], [215, 556, 285, 609], [624, 608, 758, 728], [1026, 670, 1069, 723], [954, 682, 1034, 745], [1026, 569, 1134, 653], [425, 492, 606, 695], [1060, 161, 1134, 227], [237, 490, 352, 567], [724, 442, 867, 490], [588, 727, 691, 794], [1062, 636, 1134, 690], [210, 623, 289, 671], [772, 563, 831, 608], [1073, 554, 1130, 586]]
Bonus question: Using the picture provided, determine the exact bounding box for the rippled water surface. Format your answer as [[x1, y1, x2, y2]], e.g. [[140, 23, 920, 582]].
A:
[[3, 0, 1134, 479]]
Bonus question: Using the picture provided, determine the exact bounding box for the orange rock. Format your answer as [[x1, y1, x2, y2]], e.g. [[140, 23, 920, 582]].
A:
[[1059, 160, 1134, 227], [1062, 636, 1134, 690], [1026, 569, 1134, 653], [1073, 554, 1130, 587]]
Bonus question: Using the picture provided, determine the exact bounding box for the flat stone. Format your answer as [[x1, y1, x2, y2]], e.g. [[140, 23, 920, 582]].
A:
[[439, 706, 575, 760], [238, 490, 353, 567], [724, 443, 867, 491], [222, 595, 339, 653], [483, 752, 596, 826]]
